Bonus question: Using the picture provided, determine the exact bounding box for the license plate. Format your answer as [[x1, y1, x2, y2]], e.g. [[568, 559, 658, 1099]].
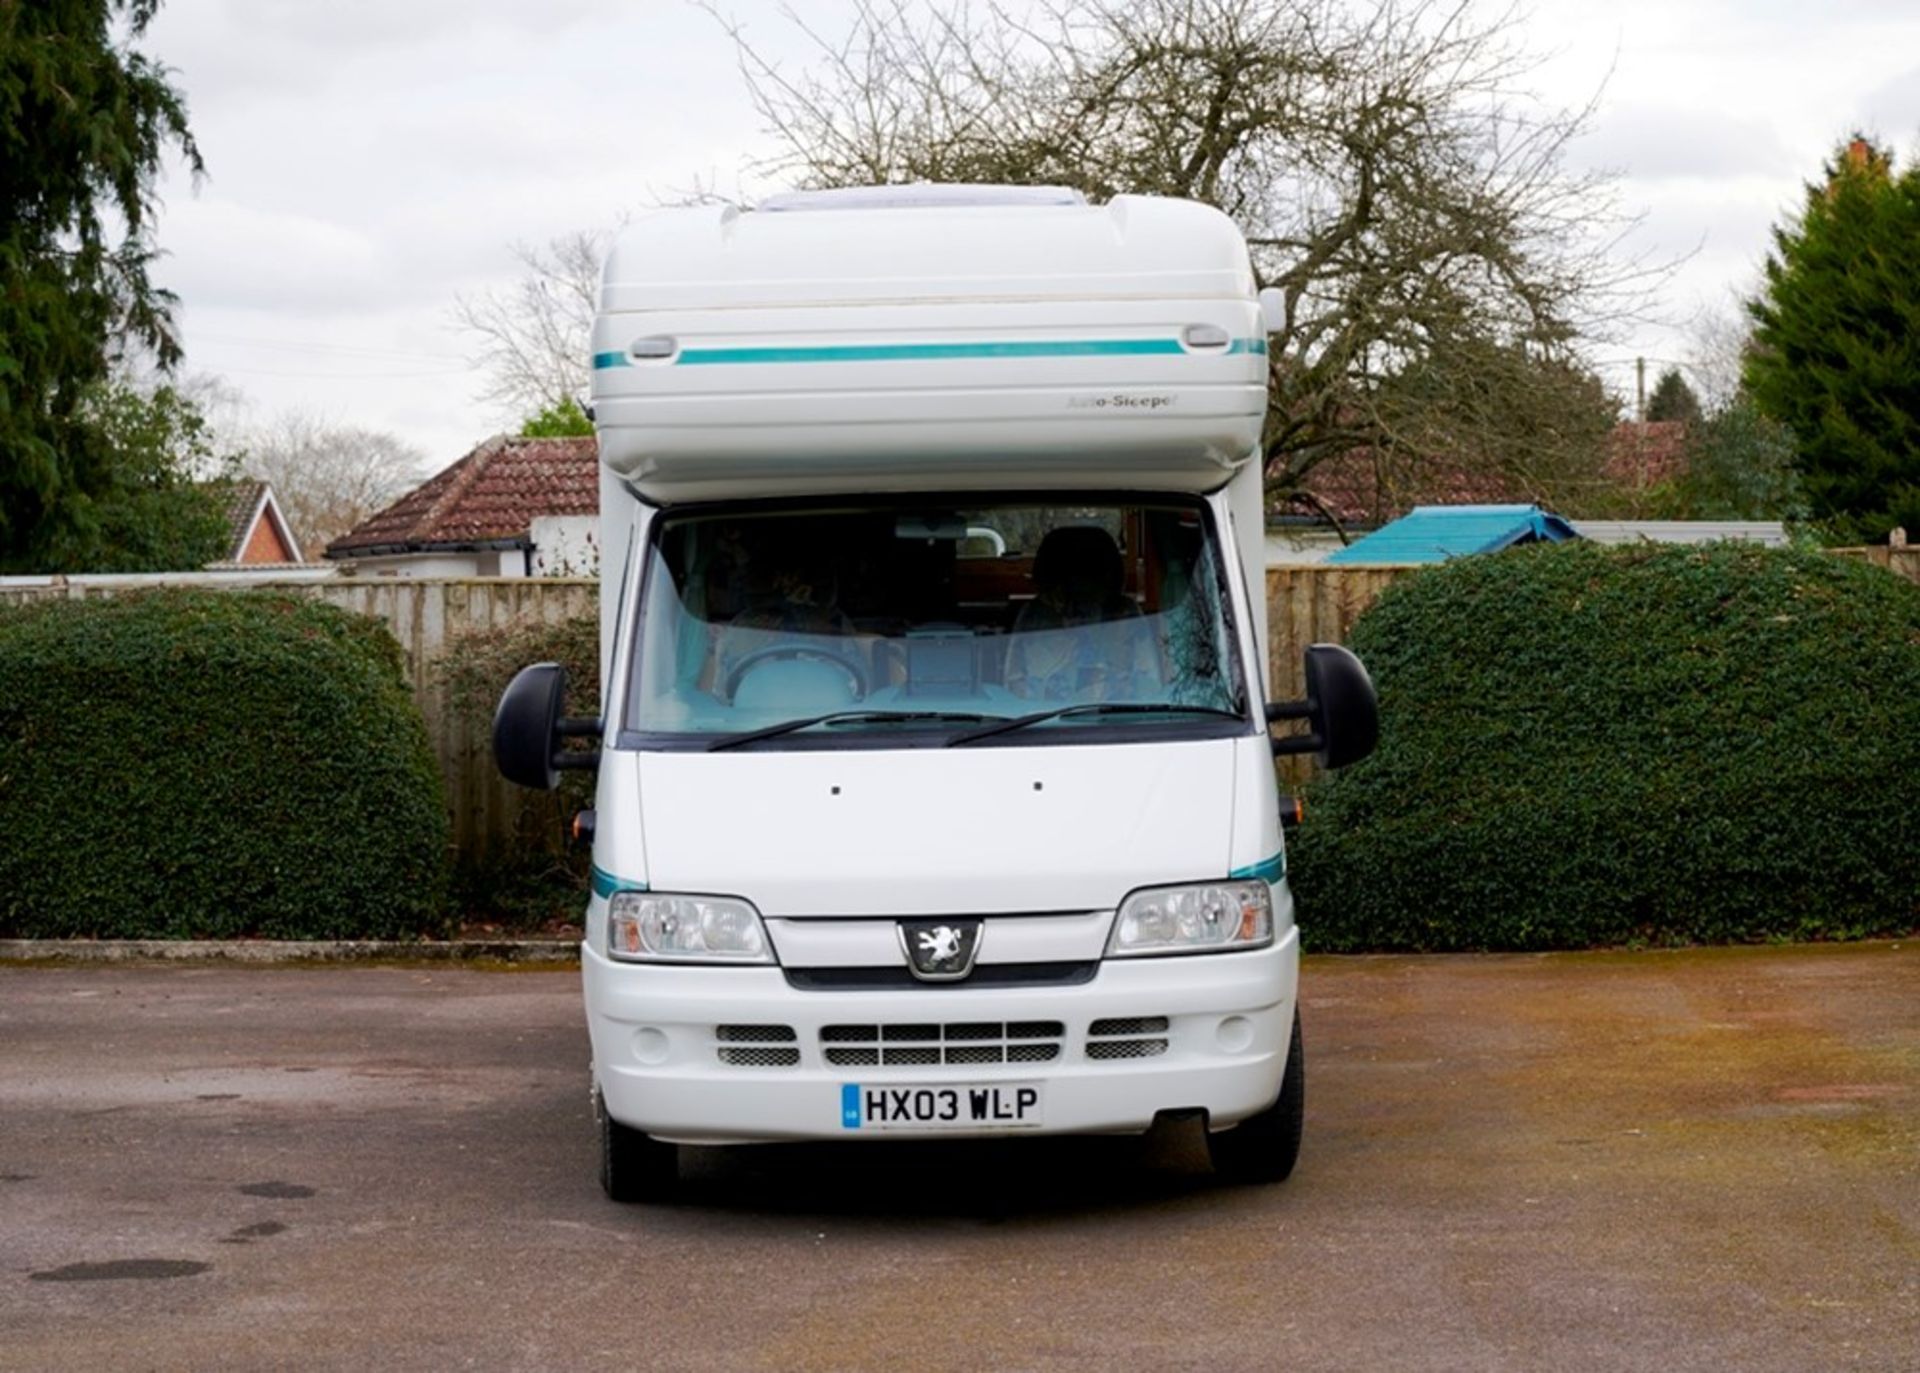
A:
[[841, 1082, 1044, 1130]]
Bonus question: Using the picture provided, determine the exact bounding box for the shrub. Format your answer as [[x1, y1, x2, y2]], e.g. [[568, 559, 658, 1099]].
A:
[[1288, 542, 1920, 951], [438, 611, 599, 927], [0, 592, 449, 939]]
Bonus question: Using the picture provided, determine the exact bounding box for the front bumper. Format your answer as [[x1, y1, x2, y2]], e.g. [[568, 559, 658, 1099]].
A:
[[584, 927, 1298, 1143]]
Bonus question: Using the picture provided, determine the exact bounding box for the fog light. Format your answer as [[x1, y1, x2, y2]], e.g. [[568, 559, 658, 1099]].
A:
[[1216, 1016, 1254, 1054], [632, 1027, 671, 1064]]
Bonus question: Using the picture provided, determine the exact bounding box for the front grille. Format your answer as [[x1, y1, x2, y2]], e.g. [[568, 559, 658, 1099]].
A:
[[784, 961, 1097, 991], [716, 1024, 800, 1068], [821, 1021, 1064, 1067], [1087, 1015, 1170, 1061]]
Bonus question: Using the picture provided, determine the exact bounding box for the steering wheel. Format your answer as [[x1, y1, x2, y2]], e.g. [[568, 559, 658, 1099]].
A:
[[723, 643, 869, 702]]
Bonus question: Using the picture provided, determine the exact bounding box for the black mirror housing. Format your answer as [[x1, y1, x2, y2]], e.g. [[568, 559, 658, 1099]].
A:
[[494, 663, 600, 790], [1267, 643, 1378, 769]]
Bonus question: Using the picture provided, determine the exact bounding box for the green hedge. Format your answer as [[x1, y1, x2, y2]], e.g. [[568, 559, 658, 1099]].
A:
[[1289, 543, 1920, 951], [0, 592, 449, 939]]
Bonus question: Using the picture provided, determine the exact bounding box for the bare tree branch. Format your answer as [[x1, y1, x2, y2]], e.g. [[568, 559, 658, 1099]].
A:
[[715, 0, 1663, 516], [240, 411, 428, 555], [450, 229, 610, 422]]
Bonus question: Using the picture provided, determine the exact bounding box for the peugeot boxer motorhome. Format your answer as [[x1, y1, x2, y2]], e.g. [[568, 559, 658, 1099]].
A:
[[494, 185, 1377, 1201]]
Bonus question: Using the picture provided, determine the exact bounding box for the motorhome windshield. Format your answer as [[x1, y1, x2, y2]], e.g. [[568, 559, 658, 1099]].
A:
[[623, 498, 1247, 747]]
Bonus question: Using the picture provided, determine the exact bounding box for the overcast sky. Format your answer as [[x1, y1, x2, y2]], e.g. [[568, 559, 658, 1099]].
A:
[[141, 0, 1920, 475]]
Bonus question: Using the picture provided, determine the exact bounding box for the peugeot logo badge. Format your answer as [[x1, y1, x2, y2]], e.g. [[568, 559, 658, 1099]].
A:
[[898, 919, 983, 982]]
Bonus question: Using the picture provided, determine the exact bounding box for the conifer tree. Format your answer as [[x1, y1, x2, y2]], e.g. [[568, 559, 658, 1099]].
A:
[[1746, 137, 1920, 543], [0, 1, 210, 571], [1645, 368, 1703, 426]]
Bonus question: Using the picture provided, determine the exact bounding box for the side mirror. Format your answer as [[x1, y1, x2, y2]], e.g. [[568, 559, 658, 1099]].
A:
[[1267, 644, 1378, 769], [493, 662, 601, 791]]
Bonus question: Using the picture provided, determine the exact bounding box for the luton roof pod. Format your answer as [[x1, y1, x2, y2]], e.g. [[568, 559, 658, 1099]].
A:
[[588, 185, 1272, 503]]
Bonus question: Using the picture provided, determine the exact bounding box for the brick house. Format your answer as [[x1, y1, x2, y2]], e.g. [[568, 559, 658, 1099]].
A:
[[205, 480, 303, 568]]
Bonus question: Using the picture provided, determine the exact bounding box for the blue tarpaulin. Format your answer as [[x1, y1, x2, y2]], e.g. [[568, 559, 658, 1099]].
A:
[[1325, 504, 1580, 564]]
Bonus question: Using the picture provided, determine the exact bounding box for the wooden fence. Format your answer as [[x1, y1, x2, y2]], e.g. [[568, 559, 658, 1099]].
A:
[[1263, 565, 1419, 700], [317, 579, 600, 857], [1832, 545, 1920, 584], [0, 574, 597, 859], [1263, 565, 1422, 787], [10, 544, 1912, 853]]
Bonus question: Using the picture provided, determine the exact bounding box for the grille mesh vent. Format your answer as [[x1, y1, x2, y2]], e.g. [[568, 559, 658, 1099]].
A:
[[715, 1024, 800, 1068], [718, 1045, 801, 1067], [821, 1021, 1064, 1067], [1089, 1017, 1169, 1037], [1086, 1014, 1170, 1061]]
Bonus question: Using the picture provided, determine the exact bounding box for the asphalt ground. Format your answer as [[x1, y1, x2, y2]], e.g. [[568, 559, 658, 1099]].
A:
[[1, 943, 1914, 1372]]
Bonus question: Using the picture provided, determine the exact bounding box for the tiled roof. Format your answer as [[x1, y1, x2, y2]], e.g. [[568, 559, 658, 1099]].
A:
[[1279, 451, 1533, 530], [1276, 421, 1691, 529], [200, 479, 268, 561], [326, 435, 598, 558]]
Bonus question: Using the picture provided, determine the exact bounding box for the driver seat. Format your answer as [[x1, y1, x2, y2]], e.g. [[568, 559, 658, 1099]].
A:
[[1006, 526, 1157, 700]]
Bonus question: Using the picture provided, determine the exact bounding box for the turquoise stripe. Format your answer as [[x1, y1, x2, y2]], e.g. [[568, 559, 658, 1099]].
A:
[[1230, 852, 1286, 884], [592, 337, 1269, 368], [590, 865, 646, 898], [677, 338, 1186, 365]]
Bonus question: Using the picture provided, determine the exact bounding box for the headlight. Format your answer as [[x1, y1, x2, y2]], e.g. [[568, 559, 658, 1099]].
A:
[[607, 892, 773, 963], [1106, 880, 1273, 957]]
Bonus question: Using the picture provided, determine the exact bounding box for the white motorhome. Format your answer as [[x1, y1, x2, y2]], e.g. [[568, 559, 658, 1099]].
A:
[[494, 185, 1377, 1201]]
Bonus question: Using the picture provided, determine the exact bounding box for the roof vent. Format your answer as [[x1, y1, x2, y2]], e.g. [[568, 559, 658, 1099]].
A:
[[759, 184, 1087, 212]]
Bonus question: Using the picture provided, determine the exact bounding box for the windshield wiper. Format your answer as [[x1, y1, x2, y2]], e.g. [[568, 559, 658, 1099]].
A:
[[706, 709, 997, 752], [945, 702, 1246, 747]]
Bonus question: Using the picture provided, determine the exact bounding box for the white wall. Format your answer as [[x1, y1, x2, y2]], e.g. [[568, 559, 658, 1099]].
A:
[[333, 551, 511, 578], [327, 527, 605, 580], [1264, 527, 1348, 566], [1570, 521, 1788, 547], [529, 516, 600, 577]]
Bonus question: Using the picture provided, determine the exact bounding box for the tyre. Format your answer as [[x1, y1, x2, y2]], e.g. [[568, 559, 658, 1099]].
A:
[[595, 1085, 680, 1203], [1206, 1007, 1304, 1184]]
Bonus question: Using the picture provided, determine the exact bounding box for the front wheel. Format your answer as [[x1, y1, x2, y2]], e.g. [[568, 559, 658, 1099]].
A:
[[1206, 1007, 1305, 1184], [596, 1085, 680, 1203]]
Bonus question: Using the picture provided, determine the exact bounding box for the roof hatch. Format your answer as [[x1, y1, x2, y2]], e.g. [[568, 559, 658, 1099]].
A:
[[758, 184, 1087, 212]]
